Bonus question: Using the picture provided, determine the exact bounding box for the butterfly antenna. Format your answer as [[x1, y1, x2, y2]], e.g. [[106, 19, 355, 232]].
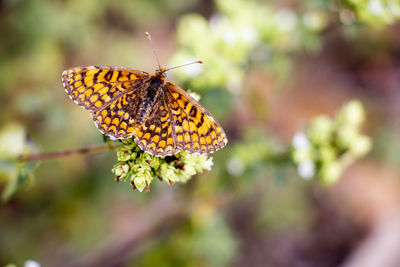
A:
[[165, 60, 203, 72], [145, 32, 162, 71]]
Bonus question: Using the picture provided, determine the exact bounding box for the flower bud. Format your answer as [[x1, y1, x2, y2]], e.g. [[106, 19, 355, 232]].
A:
[[349, 135, 372, 156], [337, 126, 359, 149], [319, 161, 342, 185], [319, 145, 336, 163], [292, 131, 311, 150], [308, 116, 333, 145], [195, 155, 214, 172], [142, 152, 160, 169], [132, 173, 147, 192], [112, 163, 130, 180], [297, 160, 315, 179], [182, 164, 197, 178], [292, 148, 313, 164], [117, 149, 132, 161], [336, 100, 365, 128], [160, 163, 178, 183], [0, 124, 26, 159]]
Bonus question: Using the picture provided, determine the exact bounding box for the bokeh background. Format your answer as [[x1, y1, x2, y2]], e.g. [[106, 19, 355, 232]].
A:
[[1, 0, 400, 266]]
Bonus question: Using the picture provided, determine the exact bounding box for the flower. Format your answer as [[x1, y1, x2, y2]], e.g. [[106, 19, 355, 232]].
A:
[[131, 167, 152, 192], [297, 160, 315, 180], [291, 100, 371, 185], [160, 163, 179, 183], [307, 116, 333, 145], [319, 161, 342, 185], [349, 135, 372, 156], [0, 124, 26, 159], [292, 131, 311, 150], [111, 163, 130, 181], [117, 149, 133, 161], [336, 100, 365, 128], [112, 140, 215, 192]]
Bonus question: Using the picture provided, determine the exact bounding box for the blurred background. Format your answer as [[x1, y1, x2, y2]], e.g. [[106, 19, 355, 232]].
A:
[[1, 0, 400, 266]]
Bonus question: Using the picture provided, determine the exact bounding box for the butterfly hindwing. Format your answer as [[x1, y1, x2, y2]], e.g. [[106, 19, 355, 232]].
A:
[[134, 92, 179, 156], [165, 82, 227, 154]]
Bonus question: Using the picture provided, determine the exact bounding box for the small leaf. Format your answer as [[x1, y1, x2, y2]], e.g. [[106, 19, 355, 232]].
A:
[[2, 161, 38, 202]]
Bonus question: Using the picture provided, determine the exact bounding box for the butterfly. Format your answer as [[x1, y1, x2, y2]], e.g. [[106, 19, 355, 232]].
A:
[[61, 36, 227, 157]]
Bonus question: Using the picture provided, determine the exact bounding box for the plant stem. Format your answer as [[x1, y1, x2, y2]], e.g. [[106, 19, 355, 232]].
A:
[[18, 142, 120, 162]]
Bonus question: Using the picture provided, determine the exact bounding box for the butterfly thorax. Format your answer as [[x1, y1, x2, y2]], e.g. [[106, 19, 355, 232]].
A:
[[149, 71, 165, 88], [135, 71, 166, 124]]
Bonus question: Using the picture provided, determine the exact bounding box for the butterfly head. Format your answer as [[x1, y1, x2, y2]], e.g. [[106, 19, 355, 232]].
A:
[[156, 67, 167, 78]]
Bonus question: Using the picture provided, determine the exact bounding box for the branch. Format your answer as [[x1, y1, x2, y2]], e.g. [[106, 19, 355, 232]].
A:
[[17, 143, 119, 162]]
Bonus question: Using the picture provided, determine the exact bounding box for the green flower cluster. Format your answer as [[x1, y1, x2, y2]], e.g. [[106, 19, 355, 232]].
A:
[[292, 100, 372, 184], [111, 139, 214, 192], [342, 0, 400, 26]]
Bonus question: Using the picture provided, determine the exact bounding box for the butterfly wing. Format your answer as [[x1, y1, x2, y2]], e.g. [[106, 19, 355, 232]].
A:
[[164, 82, 228, 154], [62, 65, 149, 112], [91, 89, 145, 138], [62, 65, 149, 138]]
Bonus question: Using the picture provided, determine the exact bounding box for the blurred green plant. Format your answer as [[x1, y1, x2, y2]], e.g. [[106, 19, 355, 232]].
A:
[[226, 130, 287, 178], [136, 197, 237, 266], [170, 0, 327, 92], [226, 100, 371, 185], [0, 124, 38, 202], [341, 0, 400, 26]]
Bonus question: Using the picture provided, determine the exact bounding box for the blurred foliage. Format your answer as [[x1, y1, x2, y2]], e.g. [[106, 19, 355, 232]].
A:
[[0, 0, 398, 265], [136, 213, 237, 266], [342, 0, 400, 26], [0, 124, 38, 202], [171, 0, 326, 91]]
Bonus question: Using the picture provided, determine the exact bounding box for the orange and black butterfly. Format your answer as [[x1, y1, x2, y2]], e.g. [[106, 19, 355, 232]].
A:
[[62, 33, 227, 156]]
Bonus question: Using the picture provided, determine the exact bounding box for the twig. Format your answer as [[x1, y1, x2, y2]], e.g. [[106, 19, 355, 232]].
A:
[[17, 142, 120, 162]]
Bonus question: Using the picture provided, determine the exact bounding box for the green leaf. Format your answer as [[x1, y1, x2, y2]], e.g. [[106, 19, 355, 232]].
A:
[[1, 161, 38, 202]]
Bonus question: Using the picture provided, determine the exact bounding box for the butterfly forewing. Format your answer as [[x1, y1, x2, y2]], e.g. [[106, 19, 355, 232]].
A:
[[62, 65, 149, 112]]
